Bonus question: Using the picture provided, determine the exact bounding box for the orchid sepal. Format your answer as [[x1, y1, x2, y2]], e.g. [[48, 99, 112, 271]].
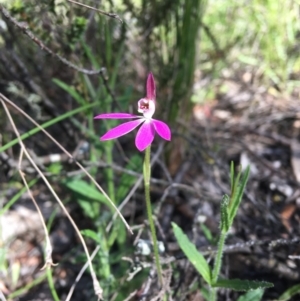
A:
[[94, 113, 139, 119]]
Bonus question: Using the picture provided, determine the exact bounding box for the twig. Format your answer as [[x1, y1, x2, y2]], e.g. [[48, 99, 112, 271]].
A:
[[150, 266, 173, 301], [18, 148, 56, 270], [65, 245, 101, 301], [140, 267, 156, 301], [122, 290, 138, 301], [193, 236, 300, 257], [67, 0, 123, 23], [0, 5, 104, 75]]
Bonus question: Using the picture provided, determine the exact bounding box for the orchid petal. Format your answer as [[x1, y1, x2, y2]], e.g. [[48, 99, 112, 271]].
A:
[[146, 73, 156, 101], [94, 113, 139, 119], [152, 119, 171, 141], [101, 119, 145, 141], [135, 121, 155, 151]]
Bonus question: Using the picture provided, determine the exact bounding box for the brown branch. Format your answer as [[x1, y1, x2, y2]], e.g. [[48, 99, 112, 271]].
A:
[[67, 0, 122, 23]]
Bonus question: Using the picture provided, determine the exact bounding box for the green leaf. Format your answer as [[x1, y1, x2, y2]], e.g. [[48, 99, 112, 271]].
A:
[[237, 289, 265, 301], [47, 162, 62, 174], [0, 179, 38, 215], [229, 166, 250, 223], [11, 261, 21, 288], [0, 248, 7, 272], [53, 78, 86, 106], [172, 222, 211, 284], [212, 279, 273, 291], [278, 283, 300, 301], [238, 55, 259, 66], [81, 229, 101, 244], [77, 199, 96, 219], [83, 74, 97, 100], [0, 102, 98, 154], [200, 287, 210, 301], [200, 223, 214, 244], [108, 221, 127, 247], [63, 178, 109, 205], [230, 168, 241, 207], [81, 41, 100, 68], [220, 195, 230, 232]]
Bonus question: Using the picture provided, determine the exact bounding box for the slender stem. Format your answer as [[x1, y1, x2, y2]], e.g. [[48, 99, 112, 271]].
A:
[[212, 231, 227, 283], [210, 231, 227, 301], [105, 141, 116, 204], [143, 146, 163, 285]]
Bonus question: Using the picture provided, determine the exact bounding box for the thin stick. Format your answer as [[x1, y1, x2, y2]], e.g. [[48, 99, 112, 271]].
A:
[[18, 148, 56, 269], [67, 0, 122, 23], [122, 290, 138, 301], [65, 245, 100, 301], [0, 93, 132, 234], [1, 99, 103, 300]]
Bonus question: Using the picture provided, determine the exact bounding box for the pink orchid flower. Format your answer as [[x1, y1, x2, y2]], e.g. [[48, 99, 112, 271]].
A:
[[94, 73, 171, 151]]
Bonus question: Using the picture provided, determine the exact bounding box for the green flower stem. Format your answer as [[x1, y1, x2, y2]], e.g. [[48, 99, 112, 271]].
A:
[[210, 231, 227, 301], [143, 146, 163, 285], [105, 140, 116, 204]]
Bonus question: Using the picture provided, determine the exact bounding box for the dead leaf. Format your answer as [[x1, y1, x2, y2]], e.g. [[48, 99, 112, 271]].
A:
[[280, 204, 296, 232]]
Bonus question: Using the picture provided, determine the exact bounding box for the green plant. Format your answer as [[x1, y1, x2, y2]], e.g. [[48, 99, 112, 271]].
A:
[[172, 163, 273, 301]]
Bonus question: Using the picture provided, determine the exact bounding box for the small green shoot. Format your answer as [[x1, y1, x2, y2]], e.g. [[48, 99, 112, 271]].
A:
[[173, 163, 273, 301]]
